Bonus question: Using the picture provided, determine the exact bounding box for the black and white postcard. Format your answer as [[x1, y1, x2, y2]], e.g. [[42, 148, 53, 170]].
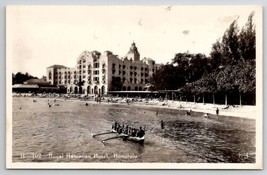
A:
[[6, 5, 263, 169]]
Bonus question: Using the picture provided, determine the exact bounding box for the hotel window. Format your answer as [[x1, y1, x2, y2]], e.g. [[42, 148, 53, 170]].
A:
[[130, 78, 133, 83], [93, 77, 99, 82], [88, 64, 92, 69], [102, 63, 106, 68], [130, 66, 133, 70], [112, 63, 116, 69], [123, 65, 126, 69], [93, 70, 99, 75], [93, 63, 99, 68]]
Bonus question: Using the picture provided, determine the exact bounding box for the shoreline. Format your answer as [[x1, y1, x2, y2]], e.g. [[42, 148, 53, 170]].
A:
[[13, 95, 256, 120]]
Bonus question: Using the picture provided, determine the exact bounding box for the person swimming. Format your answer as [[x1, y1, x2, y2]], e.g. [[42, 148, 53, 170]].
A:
[[160, 120, 165, 129]]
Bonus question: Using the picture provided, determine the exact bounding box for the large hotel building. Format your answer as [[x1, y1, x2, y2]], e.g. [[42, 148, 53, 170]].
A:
[[46, 42, 161, 95]]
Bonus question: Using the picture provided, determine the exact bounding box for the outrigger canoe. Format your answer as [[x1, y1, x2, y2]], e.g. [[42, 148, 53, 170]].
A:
[[92, 129, 145, 145], [125, 135, 145, 145]]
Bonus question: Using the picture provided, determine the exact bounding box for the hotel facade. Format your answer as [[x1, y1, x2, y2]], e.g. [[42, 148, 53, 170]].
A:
[[46, 42, 161, 95]]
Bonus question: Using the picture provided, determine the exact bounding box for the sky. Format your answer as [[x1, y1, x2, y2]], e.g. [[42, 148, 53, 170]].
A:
[[7, 6, 260, 78]]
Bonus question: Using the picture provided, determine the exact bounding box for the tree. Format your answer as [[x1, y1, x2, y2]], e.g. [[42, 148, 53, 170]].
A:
[[239, 12, 256, 61], [235, 60, 256, 105], [206, 12, 256, 105], [221, 19, 240, 65], [149, 64, 186, 90], [196, 72, 218, 104], [12, 72, 37, 85], [188, 53, 210, 82], [210, 40, 223, 70]]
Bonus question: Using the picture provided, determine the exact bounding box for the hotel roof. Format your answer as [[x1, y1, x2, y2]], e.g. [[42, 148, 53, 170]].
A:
[[47, 64, 67, 69]]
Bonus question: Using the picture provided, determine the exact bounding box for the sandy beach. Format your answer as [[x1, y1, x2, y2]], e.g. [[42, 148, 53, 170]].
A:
[[12, 93, 257, 119], [33, 94, 256, 119]]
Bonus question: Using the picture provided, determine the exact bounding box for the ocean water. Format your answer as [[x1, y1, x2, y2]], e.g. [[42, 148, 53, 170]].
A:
[[12, 97, 255, 163]]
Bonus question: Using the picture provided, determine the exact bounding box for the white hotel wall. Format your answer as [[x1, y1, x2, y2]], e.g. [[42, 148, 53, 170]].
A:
[[47, 43, 160, 95]]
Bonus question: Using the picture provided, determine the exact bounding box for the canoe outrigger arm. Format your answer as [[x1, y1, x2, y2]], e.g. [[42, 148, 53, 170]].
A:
[[101, 135, 128, 143], [92, 130, 116, 137]]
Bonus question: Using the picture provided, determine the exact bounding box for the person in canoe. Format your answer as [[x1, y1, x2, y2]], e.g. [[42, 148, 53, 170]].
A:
[[131, 128, 137, 137], [137, 127, 145, 138], [118, 124, 125, 134], [112, 121, 118, 130], [124, 125, 129, 134]]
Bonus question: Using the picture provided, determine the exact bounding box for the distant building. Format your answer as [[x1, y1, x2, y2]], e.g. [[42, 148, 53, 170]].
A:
[[46, 42, 161, 95], [40, 75, 47, 82], [12, 78, 60, 93]]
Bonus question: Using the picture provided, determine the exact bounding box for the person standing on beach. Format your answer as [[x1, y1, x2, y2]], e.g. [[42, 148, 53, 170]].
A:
[[216, 108, 219, 115]]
